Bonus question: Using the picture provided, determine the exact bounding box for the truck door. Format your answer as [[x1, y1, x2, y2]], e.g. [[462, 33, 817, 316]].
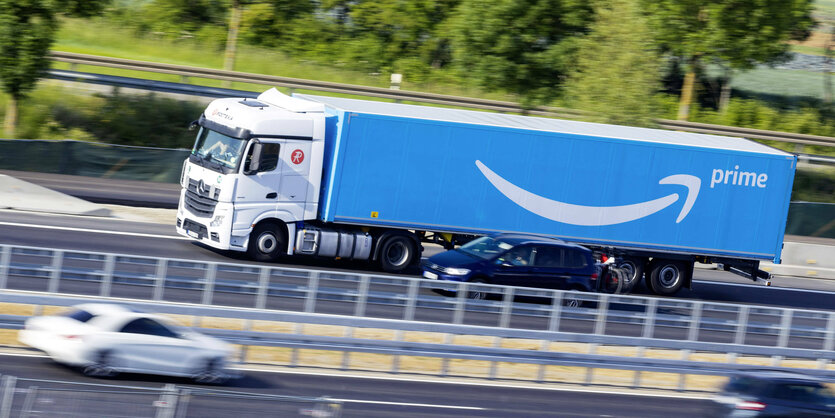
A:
[[235, 140, 283, 213], [277, 140, 311, 204]]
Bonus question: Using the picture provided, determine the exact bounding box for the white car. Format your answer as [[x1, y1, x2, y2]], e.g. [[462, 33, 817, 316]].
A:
[[19, 303, 234, 383]]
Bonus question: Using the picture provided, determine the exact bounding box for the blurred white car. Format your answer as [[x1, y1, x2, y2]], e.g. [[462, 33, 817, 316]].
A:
[[19, 303, 234, 383]]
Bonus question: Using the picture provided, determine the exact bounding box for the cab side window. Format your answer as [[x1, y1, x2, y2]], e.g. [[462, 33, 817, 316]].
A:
[[244, 143, 280, 173]]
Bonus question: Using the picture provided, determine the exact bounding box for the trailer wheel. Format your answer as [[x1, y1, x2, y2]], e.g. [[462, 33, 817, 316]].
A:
[[648, 259, 685, 295], [247, 223, 287, 262], [615, 257, 644, 294], [379, 235, 416, 273]]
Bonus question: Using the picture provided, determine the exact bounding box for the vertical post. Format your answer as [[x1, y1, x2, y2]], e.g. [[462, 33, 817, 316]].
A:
[[0, 375, 16, 418], [538, 291, 563, 382], [593, 294, 610, 335], [153, 258, 168, 301], [99, 254, 115, 297], [642, 298, 658, 339], [255, 267, 270, 309], [304, 272, 320, 313], [498, 287, 515, 329], [47, 250, 64, 293], [173, 388, 191, 418], [354, 275, 370, 317], [201, 263, 217, 306], [402, 279, 419, 321], [819, 312, 835, 370], [452, 282, 468, 325], [155, 384, 179, 418], [734, 306, 750, 345], [687, 302, 703, 341], [0, 245, 10, 289], [19, 386, 38, 418], [773, 308, 793, 366]]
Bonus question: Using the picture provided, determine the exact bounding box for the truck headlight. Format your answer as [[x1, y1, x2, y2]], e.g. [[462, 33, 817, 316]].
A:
[[210, 215, 225, 227], [442, 267, 470, 276]]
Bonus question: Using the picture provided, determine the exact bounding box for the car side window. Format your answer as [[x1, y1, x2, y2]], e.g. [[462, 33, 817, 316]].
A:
[[500, 246, 534, 266], [532, 246, 563, 268], [119, 318, 180, 339], [63, 309, 95, 323], [564, 249, 588, 268]]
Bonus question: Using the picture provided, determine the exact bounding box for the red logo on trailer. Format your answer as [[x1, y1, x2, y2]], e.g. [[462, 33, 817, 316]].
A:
[[291, 149, 305, 164]]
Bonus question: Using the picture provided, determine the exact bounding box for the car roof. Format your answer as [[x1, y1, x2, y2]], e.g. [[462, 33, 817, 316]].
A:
[[733, 369, 827, 384], [492, 233, 590, 251]]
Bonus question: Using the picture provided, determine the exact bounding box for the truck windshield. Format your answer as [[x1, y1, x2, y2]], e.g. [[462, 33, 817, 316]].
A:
[[191, 128, 247, 172], [458, 236, 514, 260]]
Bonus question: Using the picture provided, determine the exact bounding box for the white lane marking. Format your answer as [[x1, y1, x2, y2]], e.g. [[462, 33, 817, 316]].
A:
[[0, 221, 188, 241], [329, 398, 484, 410]]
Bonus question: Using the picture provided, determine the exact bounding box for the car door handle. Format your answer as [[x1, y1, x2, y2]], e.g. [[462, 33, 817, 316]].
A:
[[266, 192, 277, 199]]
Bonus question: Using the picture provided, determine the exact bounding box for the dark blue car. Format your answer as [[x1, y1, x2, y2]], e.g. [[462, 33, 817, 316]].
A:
[[421, 233, 605, 298]]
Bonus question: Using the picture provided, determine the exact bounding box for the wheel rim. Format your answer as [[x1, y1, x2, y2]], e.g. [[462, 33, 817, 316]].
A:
[[385, 241, 409, 267], [619, 261, 636, 283], [565, 298, 580, 308], [658, 264, 680, 288], [256, 232, 277, 254]]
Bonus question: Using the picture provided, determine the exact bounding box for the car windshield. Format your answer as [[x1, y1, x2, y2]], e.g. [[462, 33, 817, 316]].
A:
[[62, 309, 95, 323], [458, 236, 514, 260], [771, 383, 835, 404], [192, 127, 247, 171]]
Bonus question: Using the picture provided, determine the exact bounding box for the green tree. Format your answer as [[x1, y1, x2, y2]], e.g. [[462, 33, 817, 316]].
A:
[[0, 0, 111, 138], [0, 0, 57, 138], [642, 0, 815, 120], [564, 0, 661, 126], [449, 0, 592, 107]]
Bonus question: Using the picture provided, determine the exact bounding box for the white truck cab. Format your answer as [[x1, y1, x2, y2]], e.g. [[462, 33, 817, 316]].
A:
[[176, 89, 327, 260]]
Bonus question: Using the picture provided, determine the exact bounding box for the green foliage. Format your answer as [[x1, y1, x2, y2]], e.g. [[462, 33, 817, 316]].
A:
[[563, 0, 661, 127], [792, 166, 835, 203], [0, 0, 58, 100], [449, 0, 592, 106]]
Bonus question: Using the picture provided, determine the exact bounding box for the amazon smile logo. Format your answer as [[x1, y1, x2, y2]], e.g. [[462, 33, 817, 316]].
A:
[[475, 160, 700, 226]]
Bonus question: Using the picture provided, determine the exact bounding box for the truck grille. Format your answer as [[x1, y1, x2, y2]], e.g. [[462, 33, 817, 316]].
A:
[[185, 178, 220, 218]]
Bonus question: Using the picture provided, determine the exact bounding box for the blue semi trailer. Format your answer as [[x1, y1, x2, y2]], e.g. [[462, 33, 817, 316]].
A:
[[176, 88, 796, 295]]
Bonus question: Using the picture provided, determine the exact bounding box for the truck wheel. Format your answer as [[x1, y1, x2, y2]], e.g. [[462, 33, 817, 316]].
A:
[[615, 257, 644, 294], [649, 259, 685, 295], [248, 223, 286, 262], [379, 235, 416, 273]]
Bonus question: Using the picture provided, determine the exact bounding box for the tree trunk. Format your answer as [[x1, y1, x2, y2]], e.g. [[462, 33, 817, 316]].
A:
[[3, 96, 17, 138], [223, 0, 242, 87], [677, 69, 696, 121]]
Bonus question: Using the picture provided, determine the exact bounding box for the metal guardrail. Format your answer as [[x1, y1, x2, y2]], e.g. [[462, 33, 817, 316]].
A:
[[0, 375, 341, 418], [49, 51, 835, 148], [1, 244, 834, 387]]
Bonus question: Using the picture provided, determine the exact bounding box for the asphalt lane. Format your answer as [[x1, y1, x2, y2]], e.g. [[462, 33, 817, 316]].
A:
[[0, 353, 713, 418], [1, 209, 832, 312]]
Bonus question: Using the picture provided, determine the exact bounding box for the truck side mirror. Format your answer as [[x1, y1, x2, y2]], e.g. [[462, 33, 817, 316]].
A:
[[245, 141, 263, 175]]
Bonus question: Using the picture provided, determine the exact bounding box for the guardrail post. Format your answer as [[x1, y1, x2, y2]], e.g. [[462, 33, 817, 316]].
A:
[[452, 282, 468, 325], [354, 275, 370, 317], [19, 386, 37, 418], [153, 258, 168, 301], [255, 267, 270, 309], [819, 312, 835, 370], [402, 279, 419, 321], [687, 302, 703, 341], [155, 384, 178, 418], [0, 245, 10, 289], [633, 298, 658, 388], [99, 254, 115, 297], [201, 263, 217, 306], [0, 375, 16, 418], [594, 294, 610, 335], [47, 250, 64, 294], [734, 305, 750, 345], [304, 272, 320, 313], [773, 308, 794, 366], [538, 291, 564, 382], [499, 287, 514, 329]]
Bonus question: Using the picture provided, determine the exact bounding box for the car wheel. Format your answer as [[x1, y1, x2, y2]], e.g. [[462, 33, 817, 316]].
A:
[[379, 235, 416, 273], [615, 257, 644, 294], [247, 223, 287, 262], [562, 291, 584, 308], [601, 266, 624, 294], [466, 278, 488, 300], [193, 358, 228, 385], [649, 259, 686, 295], [82, 350, 118, 378]]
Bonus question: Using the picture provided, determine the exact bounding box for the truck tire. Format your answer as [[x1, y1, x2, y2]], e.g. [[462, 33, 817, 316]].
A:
[[247, 223, 287, 262], [648, 259, 686, 295], [379, 235, 416, 273], [615, 257, 644, 294]]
